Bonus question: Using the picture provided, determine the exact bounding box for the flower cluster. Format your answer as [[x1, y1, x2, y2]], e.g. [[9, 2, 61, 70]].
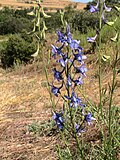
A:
[[49, 25, 95, 134]]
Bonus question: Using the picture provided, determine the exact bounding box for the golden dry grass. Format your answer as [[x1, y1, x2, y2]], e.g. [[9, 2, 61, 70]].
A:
[[0, 57, 119, 159]]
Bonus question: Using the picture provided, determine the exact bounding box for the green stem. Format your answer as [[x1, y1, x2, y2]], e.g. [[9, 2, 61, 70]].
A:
[[42, 52, 56, 110], [70, 107, 85, 159], [60, 131, 72, 158], [98, 0, 103, 117], [108, 42, 118, 148]]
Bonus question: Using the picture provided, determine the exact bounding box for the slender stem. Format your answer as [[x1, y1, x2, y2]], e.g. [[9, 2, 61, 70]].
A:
[[60, 131, 72, 158], [69, 107, 85, 159], [108, 42, 118, 147], [42, 52, 56, 110], [98, 0, 103, 117]]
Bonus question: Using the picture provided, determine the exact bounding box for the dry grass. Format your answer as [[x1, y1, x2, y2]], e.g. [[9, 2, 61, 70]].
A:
[[0, 45, 119, 159], [0, 62, 58, 160]]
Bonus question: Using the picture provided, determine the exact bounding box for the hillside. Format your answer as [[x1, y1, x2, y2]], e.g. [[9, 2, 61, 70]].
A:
[[0, 0, 86, 10]]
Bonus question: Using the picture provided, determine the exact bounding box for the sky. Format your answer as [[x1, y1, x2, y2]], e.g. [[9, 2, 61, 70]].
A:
[[72, 0, 93, 3]]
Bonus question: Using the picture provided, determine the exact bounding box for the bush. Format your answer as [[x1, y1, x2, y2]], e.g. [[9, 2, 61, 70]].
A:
[[1, 33, 36, 68], [71, 11, 99, 34], [0, 17, 31, 35], [0, 7, 32, 35]]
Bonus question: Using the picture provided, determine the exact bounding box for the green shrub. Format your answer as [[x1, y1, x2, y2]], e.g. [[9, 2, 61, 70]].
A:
[[1, 33, 36, 68], [0, 7, 32, 35]]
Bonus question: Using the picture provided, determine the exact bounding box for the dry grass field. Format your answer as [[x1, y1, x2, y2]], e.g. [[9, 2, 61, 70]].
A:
[[0, 0, 86, 10], [0, 51, 119, 159]]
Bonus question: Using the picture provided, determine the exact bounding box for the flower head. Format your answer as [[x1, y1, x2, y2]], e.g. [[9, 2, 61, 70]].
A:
[[56, 25, 72, 44], [74, 53, 87, 63], [56, 31, 65, 43], [70, 40, 80, 50], [66, 24, 72, 44]]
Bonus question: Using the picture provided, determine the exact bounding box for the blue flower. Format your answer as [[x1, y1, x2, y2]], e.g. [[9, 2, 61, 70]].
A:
[[70, 40, 82, 50], [56, 54, 68, 67], [75, 64, 87, 77], [75, 123, 85, 135], [51, 44, 64, 58], [73, 76, 83, 86], [49, 83, 63, 97], [56, 31, 65, 43], [84, 113, 96, 125], [52, 68, 63, 81], [104, 3, 112, 12], [89, 1, 99, 13], [52, 111, 64, 129], [56, 25, 72, 44], [87, 34, 98, 43], [65, 91, 85, 108], [74, 53, 87, 62]]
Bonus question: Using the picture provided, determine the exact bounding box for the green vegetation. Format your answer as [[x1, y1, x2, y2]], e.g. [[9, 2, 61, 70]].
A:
[[1, 32, 36, 68], [0, 3, 120, 67]]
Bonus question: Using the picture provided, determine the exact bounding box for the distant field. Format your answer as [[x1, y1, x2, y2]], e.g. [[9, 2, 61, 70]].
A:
[[0, 0, 86, 10]]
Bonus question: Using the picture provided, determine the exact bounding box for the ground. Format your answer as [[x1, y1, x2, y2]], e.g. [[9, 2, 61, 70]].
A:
[[0, 55, 119, 159]]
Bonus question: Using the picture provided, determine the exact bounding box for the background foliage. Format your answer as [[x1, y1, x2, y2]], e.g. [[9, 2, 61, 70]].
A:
[[0, 2, 120, 68]]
